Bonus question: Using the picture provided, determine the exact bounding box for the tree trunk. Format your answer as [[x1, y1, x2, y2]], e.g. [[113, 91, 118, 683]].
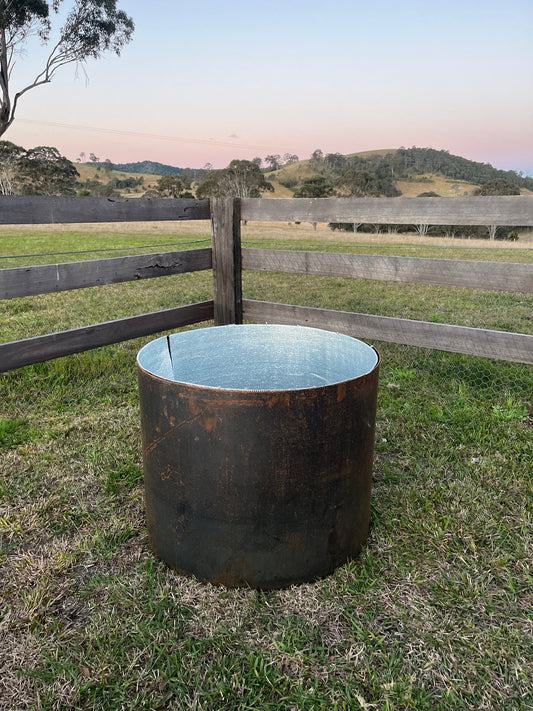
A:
[[416, 224, 429, 237]]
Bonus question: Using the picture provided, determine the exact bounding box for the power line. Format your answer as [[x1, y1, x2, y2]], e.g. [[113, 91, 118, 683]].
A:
[[0, 239, 211, 261], [17, 118, 294, 154]]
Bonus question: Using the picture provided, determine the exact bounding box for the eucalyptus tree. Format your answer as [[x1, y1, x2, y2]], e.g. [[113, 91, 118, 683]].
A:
[[474, 179, 520, 239], [154, 174, 191, 198], [282, 152, 298, 165], [0, 0, 134, 136], [16, 144, 79, 194], [196, 160, 274, 199], [0, 138, 24, 193], [264, 154, 281, 172], [473, 178, 520, 196], [334, 170, 380, 197], [293, 175, 334, 198]]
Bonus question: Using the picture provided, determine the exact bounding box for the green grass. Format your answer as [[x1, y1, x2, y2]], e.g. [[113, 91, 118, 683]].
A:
[[0, 226, 211, 268], [1, 227, 532, 710]]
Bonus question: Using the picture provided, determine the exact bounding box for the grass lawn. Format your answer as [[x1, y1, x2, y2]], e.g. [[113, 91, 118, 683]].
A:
[[1, 224, 532, 710]]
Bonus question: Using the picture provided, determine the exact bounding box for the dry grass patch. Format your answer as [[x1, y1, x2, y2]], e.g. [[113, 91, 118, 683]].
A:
[[394, 174, 478, 197], [241, 221, 533, 249]]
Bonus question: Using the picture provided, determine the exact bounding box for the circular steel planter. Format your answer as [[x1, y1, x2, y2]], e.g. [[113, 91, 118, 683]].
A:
[[137, 324, 379, 589]]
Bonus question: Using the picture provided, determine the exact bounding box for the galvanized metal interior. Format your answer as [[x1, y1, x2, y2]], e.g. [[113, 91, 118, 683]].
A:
[[137, 324, 379, 391]]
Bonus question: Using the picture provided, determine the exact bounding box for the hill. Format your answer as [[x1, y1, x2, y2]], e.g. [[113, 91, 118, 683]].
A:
[[266, 147, 533, 198], [106, 160, 184, 176]]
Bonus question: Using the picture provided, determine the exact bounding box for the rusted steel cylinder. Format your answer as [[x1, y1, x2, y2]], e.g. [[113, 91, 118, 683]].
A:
[[137, 324, 379, 589]]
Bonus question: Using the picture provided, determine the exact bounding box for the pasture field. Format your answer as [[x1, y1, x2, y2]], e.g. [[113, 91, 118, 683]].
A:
[[1, 224, 532, 710]]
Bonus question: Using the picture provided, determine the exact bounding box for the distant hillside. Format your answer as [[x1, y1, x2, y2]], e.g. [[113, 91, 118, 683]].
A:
[[109, 160, 184, 176], [267, 147, 533, 197], [368, 147, 533, 190]]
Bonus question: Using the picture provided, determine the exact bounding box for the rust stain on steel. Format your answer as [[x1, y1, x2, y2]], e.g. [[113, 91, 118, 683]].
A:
[[138, 355, 379, 590]]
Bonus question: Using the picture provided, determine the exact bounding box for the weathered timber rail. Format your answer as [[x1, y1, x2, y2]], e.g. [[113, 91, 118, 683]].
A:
[[0, 195, 532, 372], [240, 195, 532, 225], [0, 195, 210, 224], [0, 249, 213, 299], [242, 249, 533, 293]]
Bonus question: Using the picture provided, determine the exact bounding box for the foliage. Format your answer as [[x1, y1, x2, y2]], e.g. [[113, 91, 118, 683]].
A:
[[282, 152, 299, 165], [324, 152, 347, 172], [293, 176, 334, 198], [335, 170, 381, 197], [264, 154, 282, 171], [0, 0, 49, 29], [111, 160, 184, 176], [473, 178, 521, 196], [256, 153, 298, 173], [152, 174, 191, 198], [196, 160, 274, 198], [0, 139, 26, 194], [0, 139, 81, 195], [102, 158, 113, 175], [327, 171, 397, 231], [278, 176, 298, 189], [76, 178, 119, 198], [195, 169, 226, 198], [0, 0, 134, 136], [109, 175, 144, 190], [15, 145, 79, 195]]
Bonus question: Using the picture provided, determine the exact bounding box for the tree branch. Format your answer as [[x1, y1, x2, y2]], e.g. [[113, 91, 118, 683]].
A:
[[0, 0, 133, 137]]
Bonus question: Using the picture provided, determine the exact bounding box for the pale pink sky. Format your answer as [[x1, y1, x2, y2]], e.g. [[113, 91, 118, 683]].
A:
[[6, 0, 533, 173]]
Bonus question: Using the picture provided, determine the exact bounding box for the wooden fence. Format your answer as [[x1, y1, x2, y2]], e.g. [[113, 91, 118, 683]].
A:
[[0, 194, 532, 372]]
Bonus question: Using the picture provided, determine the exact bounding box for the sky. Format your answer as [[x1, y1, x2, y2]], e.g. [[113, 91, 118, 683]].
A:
[[5, 0, 533, 173]]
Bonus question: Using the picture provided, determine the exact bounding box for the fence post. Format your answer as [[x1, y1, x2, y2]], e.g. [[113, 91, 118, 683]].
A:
[[210, 197, 243, 325]]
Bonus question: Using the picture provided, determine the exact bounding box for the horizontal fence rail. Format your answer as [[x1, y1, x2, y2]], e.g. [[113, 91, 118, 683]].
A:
[[241, 196, 533, 226], [243, 301, 533, 365], [0, 301, 214, 371], [0, 248, 212, 300], [0, 196, 210, 224], [242, 249, 533, 293]]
